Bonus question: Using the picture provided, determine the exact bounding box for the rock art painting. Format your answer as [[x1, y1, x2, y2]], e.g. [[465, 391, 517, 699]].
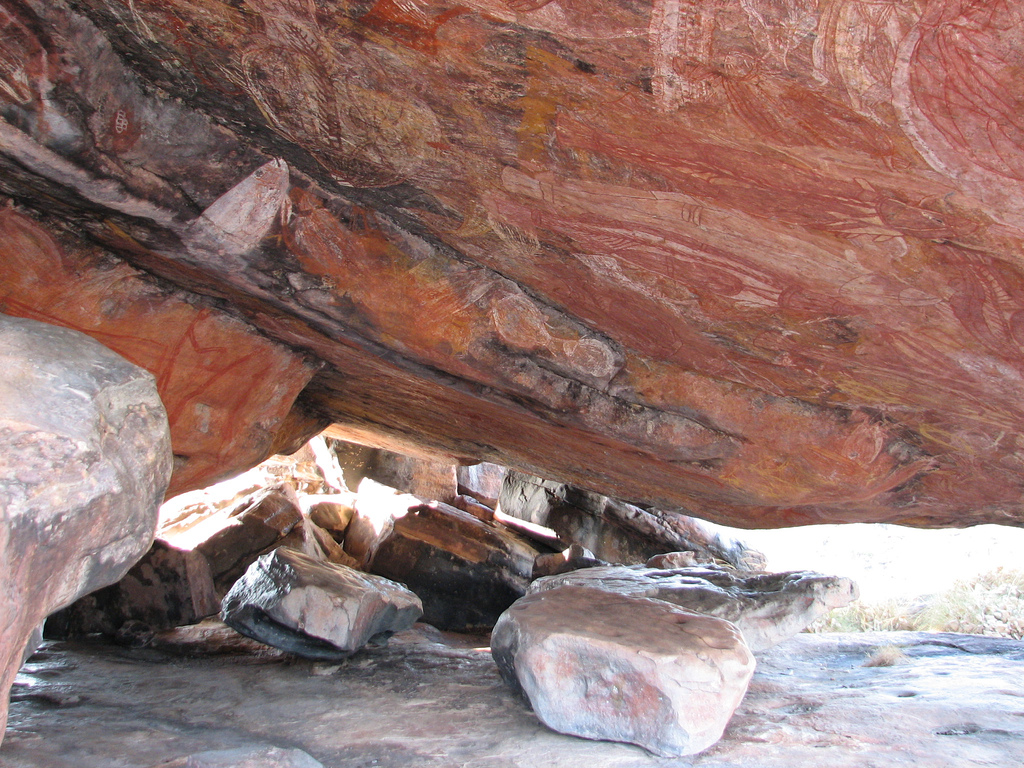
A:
[[0, 208, 317, 496], [4, 0, 1024, 528]]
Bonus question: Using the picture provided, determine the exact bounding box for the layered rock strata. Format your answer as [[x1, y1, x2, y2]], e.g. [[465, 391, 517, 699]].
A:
[[2, 0, 1024, 528]]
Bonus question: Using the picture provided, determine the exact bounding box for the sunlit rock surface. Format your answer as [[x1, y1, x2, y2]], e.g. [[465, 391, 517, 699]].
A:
[[3, 1, 1024, 529], [530, 565, 859, 652], [221, 547, 423, 659]]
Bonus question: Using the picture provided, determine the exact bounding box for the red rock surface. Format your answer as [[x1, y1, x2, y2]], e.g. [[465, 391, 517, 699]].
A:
[[0, 209, 318, 496], [2, 0, 1024, 528]]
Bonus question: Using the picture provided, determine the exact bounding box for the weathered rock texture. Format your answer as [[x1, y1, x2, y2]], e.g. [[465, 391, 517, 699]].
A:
[[364, 497, 541, 631], [500, 472, 762, 567], [0, 314, 172, 741], [0, 207, 321, 498], [492, 586, 756, 756], [45, 540, 219, 639], [221, 547, 422, 660], [531, 565, 859, 652], [48, 458, 365, 641], [5, 629, 1023, 768], [3, 0, 1024, 529]]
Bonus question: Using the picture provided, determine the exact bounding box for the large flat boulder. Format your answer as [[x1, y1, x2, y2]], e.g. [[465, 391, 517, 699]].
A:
[[221, 547, 422, 660], [531, 565, 859, 652], [0, 314, 172, 742], [492, 586, 756, 756]]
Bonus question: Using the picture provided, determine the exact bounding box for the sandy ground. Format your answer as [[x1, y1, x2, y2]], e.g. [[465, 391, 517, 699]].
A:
[[2, 624, 1022, 768]]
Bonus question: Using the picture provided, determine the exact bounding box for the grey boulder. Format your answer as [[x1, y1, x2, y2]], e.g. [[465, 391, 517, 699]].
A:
[[492, 586, 755, 757], [221, 547, 422, 659], [530, 564, 858, 652], [0, 314, 171, 742]]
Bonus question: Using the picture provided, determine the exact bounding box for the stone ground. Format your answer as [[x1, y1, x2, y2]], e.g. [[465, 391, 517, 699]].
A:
[[2, 624, 1022, 768]]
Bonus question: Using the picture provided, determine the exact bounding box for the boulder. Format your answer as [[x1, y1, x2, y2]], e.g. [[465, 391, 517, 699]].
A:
[[301, 495, 355, 541], [499, 472, 764, 568], [0, 314, 172, 742], [193, 487, 304, 597], [48, 474, 359, 640], [221, 548, 422, 660], [299, 517, 360, 569], [531, 544, 605, 579], [530, 565, 859, 652], [0, 208, 319, 499], [45, 540, 218, 639], [456, 463, 507, 508], [365, 499, 541, 631], [342, 479, 421, 567], [491, 586, 755, 757]]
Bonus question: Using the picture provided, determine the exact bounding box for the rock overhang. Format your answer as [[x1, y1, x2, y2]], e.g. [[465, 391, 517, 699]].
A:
[[2, 0, 1024, 529]]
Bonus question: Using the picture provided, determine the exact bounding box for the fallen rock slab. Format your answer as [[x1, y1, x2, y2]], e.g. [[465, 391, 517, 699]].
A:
[[531, 565, 858, 652], [0, 314, 172, 743], [367, 500, 540, 631], [491, 586, 755, 756], [221, 548, 422, 660]]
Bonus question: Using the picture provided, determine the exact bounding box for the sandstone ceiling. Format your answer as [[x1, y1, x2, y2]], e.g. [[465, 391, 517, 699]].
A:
[[2, 0, 1024, 528]]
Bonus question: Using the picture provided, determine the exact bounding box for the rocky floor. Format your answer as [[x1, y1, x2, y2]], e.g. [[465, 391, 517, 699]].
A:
[[2, 624, 1023, 768]]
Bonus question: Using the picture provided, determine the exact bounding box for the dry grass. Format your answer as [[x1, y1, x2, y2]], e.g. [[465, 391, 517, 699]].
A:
[[806, 598, 920, 633], [862, 644, 911, 667], [806, 568, 1024, 640], [917, 567, 1024, 639]]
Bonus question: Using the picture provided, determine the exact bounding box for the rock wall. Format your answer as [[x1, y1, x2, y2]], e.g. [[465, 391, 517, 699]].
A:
[[2, 0, 1024, 529]]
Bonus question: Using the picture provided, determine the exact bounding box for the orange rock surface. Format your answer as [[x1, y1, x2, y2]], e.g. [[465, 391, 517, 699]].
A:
[[3, 0, 1024, 527]]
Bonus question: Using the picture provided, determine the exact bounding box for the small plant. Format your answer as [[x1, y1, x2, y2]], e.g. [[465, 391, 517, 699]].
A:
[[862, 644, 910, 667]]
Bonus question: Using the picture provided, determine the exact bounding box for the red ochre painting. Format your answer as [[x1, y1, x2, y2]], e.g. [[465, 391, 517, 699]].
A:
[[4, 0, 1024, 527]]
